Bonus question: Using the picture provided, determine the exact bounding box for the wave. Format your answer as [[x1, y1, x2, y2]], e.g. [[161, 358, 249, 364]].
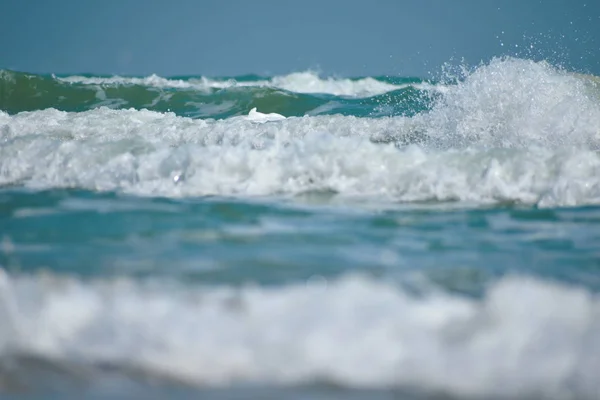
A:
[[0, 108, 598, 207], [1, 58, 599, 207], [0, 69, 437, 118], [0, 269, 598, 399], [55, 71, 437, 97]]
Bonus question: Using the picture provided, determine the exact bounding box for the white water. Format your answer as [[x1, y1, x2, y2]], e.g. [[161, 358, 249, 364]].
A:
[[2, 58, 600, 207], [0, 269, 598, 399], [55, 70, 436, 98]]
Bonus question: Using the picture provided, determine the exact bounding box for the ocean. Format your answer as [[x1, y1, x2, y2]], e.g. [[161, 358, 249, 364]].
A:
[[1, 57, 600, 400]]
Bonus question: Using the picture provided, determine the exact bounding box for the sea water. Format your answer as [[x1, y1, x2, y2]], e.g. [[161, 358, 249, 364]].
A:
[[1, 57, 600, 399]]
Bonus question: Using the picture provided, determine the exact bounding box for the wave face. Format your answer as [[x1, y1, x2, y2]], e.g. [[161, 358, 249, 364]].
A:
[[0, 69, 436, 118], [1, 58, 599, 207]]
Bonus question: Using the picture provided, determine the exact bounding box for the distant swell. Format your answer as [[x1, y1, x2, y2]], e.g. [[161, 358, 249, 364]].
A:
[[0, 70, 436, 118]]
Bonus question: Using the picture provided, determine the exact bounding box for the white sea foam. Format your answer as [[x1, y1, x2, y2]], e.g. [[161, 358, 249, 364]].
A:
[[270, 71, 416, 97], [56, 74, 220, 91], [246, 107, 286, 123], [0, 269, 598, 399], [55, 71, 430, 98], [2, 58, 600, 207], [417, 58, 600, 149]]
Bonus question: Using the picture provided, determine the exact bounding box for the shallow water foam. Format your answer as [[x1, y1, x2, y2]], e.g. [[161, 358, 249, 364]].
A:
[[0, 270, 598, 399]]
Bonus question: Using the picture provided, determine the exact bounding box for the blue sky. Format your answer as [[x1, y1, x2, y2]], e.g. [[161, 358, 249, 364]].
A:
[[1, 0, 598, 77]]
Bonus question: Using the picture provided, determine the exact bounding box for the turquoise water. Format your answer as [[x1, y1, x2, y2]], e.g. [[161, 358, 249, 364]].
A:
[[1, 57, 600, 399]]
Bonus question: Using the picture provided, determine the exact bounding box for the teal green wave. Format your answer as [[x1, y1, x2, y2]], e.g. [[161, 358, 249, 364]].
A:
[[0, 70, 437, 118]]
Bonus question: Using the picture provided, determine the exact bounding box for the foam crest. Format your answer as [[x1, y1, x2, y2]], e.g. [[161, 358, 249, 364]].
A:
[[56, 74, 215, 90], [56, 71, 422, 98], [271, 72, 409, 97], [0, 270, 598, 399]]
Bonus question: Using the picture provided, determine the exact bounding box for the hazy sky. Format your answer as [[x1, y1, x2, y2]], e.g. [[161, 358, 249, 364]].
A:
[[1, 0, 599, 77]]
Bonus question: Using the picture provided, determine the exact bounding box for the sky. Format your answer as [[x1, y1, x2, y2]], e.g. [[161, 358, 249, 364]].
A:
[[1, 0, 599, 78]]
